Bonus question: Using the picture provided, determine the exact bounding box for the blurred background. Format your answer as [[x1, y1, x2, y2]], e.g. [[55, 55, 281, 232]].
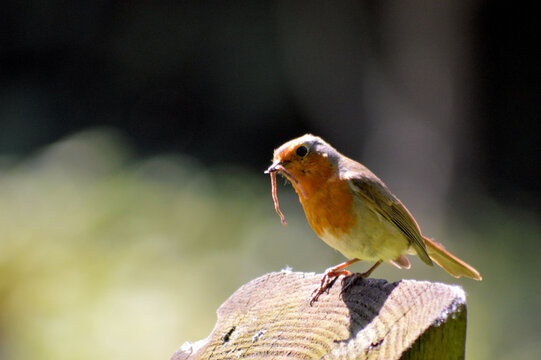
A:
[[1, 1, 540, 359]]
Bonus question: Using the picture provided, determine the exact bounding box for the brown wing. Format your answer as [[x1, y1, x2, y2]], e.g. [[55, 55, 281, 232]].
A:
[[342, 161, 433, 266]]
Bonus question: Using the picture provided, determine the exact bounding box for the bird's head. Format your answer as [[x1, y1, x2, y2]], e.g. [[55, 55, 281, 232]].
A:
[[265, 134, 340, 198]]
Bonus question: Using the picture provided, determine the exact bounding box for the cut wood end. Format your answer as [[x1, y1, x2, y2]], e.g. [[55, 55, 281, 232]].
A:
[[171, 272, 468, 360]]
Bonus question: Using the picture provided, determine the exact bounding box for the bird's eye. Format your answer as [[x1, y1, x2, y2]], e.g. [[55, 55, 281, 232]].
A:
[[296, 145, 308, 157]]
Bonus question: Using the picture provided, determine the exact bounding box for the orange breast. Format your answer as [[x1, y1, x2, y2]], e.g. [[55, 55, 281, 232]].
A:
[[299, 178, 357, 238]]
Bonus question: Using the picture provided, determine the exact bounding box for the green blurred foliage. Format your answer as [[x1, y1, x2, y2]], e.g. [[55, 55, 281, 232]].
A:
[[0, 129, 539, 359]]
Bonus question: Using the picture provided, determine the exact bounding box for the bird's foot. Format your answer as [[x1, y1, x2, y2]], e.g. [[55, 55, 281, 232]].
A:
[[310, 267, 352, 306], [340, 260, 383, 296]]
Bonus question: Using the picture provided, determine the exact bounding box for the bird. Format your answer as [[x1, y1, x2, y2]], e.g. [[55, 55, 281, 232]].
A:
[[265, 134, 482, 304]]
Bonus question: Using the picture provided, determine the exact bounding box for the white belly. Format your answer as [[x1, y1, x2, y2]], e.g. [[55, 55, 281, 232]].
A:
[[318, 196, 410, 262]]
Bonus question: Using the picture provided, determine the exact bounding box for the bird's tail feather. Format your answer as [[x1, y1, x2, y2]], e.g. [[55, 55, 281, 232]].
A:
[[423, 236, 482, 280]]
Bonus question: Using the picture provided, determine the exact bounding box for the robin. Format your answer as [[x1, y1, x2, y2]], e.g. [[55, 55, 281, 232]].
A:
[[265, 134, 482, 304]]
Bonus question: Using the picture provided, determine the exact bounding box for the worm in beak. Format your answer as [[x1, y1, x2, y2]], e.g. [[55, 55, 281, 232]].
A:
[[265, 162, 308, 226]]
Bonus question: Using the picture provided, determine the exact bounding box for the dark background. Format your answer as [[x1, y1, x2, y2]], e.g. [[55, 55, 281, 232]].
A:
[[1, 2, 540, 360], [1, 1, 539, 208]]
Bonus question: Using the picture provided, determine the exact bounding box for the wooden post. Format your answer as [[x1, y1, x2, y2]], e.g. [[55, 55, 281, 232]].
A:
[[170, 271, 467, 360]]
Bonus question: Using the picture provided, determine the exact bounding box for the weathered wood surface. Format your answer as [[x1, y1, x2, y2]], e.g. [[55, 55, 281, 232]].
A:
[[171, 271, 467, 360]]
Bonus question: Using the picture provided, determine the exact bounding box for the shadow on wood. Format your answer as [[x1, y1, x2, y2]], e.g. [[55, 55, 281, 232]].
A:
[[171, 271, 467, 359]]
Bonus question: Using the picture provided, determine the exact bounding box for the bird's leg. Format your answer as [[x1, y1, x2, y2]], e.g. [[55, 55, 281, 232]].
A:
[[310, 258, 360, 305], [360, 259, 383, 278], [341, 260, 383, 295]]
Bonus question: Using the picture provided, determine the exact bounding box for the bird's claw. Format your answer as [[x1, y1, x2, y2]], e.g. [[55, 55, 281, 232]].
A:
[[310, 268, 353, 305]]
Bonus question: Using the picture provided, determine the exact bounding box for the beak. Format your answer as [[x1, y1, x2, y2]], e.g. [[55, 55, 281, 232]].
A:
[[264, 159, 308, 199], [264, 161, 281, 174]]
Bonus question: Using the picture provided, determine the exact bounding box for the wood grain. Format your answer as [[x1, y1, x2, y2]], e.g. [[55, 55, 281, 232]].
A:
[[171, 271, 467, 359]]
